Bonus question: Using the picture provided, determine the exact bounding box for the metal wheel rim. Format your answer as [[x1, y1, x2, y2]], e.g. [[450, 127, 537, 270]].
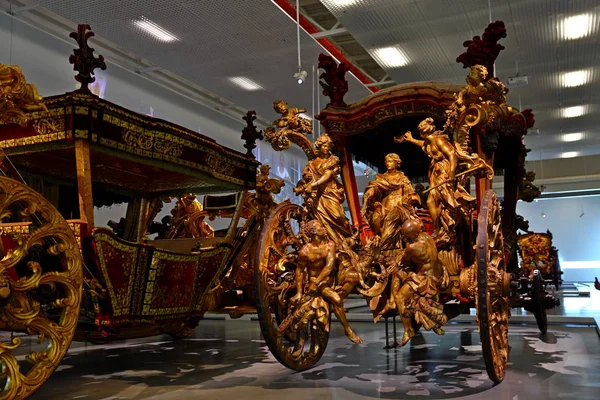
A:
[[476, 190, 509, 384]]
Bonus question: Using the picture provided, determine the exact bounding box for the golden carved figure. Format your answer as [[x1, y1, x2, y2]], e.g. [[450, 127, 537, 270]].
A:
[[245, 164, 284, 219], [0, 64, 47, 126], [286, 219, 362, 350], [391, 219, 449, 346], [167, 194, 214, 239], [264, 100, 315, 156], [272, 99, 312, 134], [361, 153, 420, 250], [395, 118, 492, 239], [456, 65, 489, 112], [295, 134, 352, 244]]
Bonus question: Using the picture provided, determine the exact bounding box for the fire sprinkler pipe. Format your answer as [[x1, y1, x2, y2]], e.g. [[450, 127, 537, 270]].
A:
[[272, 0, 379, 93]]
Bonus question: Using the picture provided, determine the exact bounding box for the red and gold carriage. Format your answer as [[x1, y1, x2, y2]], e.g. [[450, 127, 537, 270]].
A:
[[0, 25, 279, 400], [515, 230, 562, 332], [0, 20, 565, 399], [253, 21, 559, 385]]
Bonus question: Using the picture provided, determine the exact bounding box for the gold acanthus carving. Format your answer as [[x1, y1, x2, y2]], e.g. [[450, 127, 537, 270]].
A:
[[264, 100, 316, 159], [0, 64, 47, 127], [33, 117, 66, 136], [0, 176, 82, 400], [122, 129, 184, 157], [244, 164, 284, 220], [206, 153, 235, 176]]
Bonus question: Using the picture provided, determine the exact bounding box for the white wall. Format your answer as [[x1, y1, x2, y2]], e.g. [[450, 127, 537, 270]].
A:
[[517, 196, 600, 282]]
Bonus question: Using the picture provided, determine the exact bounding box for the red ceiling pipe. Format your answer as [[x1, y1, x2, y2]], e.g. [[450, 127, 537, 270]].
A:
[[272, 0, 378, 93]]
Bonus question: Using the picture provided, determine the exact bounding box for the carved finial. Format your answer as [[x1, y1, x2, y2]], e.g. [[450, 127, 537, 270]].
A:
[[456, 21, 507, 78], [318, 53, 349, 107], [241, 111, 263, 156], [69, 24, 107, 92]]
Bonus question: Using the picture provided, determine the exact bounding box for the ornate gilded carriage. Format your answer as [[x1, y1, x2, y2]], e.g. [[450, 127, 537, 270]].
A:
[[0, 25, 275, 400], [253, 21, 559, 385]]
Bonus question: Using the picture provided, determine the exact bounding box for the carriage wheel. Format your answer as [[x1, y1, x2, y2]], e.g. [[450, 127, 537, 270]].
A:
[[254, 202, 329, 371], [476, 190, 510, 384], [531, 270, 548, 334], [0, 177, 82, 399]]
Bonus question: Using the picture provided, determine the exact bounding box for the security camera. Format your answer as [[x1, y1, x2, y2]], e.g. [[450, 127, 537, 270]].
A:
[[294, 70, 308, 85]]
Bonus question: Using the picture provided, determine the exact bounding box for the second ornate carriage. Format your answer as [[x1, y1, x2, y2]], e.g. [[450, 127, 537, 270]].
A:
[[253, 21, 560, 384]]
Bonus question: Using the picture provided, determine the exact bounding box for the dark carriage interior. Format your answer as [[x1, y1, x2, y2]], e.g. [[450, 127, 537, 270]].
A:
[[7, 145, 237, 219]]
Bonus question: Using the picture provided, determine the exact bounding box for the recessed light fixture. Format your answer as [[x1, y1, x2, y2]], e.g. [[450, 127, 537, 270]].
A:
[[133, 16, 178, 42], [561, 69, 591, 87], [560, 151, 579, 158], [560, 14, 594, 40], [371, 46, 410, 68], [561, 105, 586, 118], [562, 132, 584, 142], [228, 76, 264, 91], [328, 0, 359, 7]]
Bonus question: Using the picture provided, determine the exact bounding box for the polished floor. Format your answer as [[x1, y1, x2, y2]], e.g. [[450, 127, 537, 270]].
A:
[[31, 309, 600, 400]]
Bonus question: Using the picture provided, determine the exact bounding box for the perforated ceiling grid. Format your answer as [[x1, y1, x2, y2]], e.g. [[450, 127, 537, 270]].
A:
[[22, 0, 600, 160], [30, 0, 371, 123], [321, 0, 600, 160]]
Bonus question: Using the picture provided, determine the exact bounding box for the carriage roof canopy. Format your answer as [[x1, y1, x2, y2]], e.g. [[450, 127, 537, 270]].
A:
[[0, 91, 259, 197], [318, 81, 461, 178]]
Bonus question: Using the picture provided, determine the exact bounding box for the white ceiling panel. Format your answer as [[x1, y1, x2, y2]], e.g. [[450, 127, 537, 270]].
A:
[[321, 0, 600, 160], [22, 0, 371, 124]]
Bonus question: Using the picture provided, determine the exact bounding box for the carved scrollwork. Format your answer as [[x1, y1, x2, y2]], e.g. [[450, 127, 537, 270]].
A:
[[264, 100, 316, 160], [0, 64, 47, 127], [0, 176, 82, 399]]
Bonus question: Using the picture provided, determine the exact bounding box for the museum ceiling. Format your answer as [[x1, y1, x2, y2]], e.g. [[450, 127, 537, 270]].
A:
[[2, 0, 599, 162]]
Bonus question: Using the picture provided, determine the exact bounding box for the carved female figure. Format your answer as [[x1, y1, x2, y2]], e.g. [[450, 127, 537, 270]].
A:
[[296, 134, 352, 244], [361, 153, 420, 249], [396, 118, 475, 238]]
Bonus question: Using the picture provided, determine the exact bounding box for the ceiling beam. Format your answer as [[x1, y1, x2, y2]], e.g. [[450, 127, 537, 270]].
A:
[[6, 3, 38, 15], [366, 80, 395, 87], [311, 27, 348, 38]]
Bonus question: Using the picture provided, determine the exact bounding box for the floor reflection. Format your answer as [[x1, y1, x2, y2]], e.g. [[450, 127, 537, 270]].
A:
[[30, 321, 600, 400]]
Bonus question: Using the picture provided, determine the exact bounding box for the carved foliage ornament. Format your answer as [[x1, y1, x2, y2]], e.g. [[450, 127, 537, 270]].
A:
[[69, 24, 107, 92], [241, 111, 263, 156], [318, 53, 350, 108]]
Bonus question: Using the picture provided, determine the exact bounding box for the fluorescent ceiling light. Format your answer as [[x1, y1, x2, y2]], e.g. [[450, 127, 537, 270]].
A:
[[560, 151, 579, 158], [299, 113, 311, 119], [562, 132, 584, 142], [562, 69, 591, 87], [134, 16, 178, 42], [370, 46, 410, 68], [327, 0, 359, 7], [561, 14, 594, 40], [561, 105, 586, 118], [228, 76, 264, 91]]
